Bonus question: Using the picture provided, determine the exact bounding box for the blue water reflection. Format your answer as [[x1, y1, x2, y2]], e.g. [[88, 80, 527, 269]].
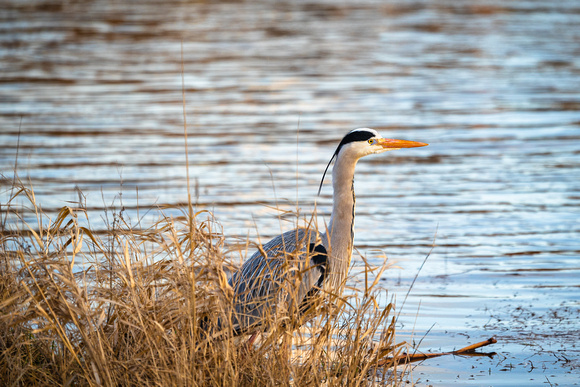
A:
[[1, 0, 579, 384]]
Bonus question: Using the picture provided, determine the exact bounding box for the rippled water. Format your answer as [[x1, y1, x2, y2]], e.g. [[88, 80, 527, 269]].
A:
[[1, 0, 580, 384]]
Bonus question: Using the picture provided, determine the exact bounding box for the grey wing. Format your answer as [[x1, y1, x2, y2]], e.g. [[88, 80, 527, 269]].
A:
[[228, 228, 327, 334]]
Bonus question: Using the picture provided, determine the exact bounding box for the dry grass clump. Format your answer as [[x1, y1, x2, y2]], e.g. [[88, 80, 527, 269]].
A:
[[0, 179, 404, 386]]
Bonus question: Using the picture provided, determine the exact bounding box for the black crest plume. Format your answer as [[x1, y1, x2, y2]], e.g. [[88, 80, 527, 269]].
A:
[[317, 130, 376, 196]]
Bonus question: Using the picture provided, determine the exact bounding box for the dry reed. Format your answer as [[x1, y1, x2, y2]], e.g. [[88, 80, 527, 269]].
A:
[[0, 178, 405, 386]]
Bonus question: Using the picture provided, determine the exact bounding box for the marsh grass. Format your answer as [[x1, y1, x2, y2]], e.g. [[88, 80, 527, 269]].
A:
[[0, 178, 406, 386]]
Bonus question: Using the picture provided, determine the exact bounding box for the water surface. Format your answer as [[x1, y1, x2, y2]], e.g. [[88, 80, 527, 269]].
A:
[[1, 0, 579, 385]]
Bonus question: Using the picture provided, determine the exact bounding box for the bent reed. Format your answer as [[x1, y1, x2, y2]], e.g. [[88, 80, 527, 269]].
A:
[[1, 178, 405, 386]]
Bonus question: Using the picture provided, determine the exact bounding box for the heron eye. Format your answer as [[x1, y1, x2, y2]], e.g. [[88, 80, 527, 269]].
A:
[[368, 139, 374, 145]]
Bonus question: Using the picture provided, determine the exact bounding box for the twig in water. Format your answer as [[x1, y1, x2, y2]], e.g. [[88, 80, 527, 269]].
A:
[[377, 337, 498, 366]]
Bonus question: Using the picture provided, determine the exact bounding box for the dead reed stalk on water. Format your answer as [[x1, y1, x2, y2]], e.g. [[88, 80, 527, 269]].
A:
[[0, 178, 406, 386]]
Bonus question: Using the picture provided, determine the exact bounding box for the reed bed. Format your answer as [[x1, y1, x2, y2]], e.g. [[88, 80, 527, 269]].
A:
[[0, 178, 405, 386]]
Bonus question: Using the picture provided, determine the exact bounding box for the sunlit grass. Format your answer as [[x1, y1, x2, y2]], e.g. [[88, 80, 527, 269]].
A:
[[1, 178, 406, 386]]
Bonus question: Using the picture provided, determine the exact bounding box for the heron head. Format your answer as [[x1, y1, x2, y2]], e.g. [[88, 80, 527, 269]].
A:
[[317, 128, 428, 195], [336, 128, 428, 158]]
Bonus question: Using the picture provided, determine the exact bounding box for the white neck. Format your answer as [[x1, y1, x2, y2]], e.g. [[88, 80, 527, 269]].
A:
[[323, 151, 359, 292]]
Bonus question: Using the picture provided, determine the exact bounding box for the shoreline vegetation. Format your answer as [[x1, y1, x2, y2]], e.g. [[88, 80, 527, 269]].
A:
[[0, 177, 406, 386], [0, 177, 498, 385]]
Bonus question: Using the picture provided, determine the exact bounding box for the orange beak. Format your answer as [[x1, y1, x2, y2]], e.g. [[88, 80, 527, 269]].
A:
[[378, 138, 429, 149]]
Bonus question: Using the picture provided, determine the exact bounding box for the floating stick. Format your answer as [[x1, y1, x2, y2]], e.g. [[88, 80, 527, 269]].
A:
[[377, 337, 498, 366]]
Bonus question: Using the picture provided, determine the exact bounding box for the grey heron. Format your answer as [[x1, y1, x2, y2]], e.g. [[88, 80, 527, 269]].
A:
[[227, 128, 427, 338]]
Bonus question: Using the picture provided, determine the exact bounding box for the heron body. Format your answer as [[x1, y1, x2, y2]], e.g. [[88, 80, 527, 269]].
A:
[[227, 128, 427, 335]]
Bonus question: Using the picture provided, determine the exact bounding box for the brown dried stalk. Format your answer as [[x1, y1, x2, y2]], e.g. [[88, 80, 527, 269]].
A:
[[377, 337, 498, 366]]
